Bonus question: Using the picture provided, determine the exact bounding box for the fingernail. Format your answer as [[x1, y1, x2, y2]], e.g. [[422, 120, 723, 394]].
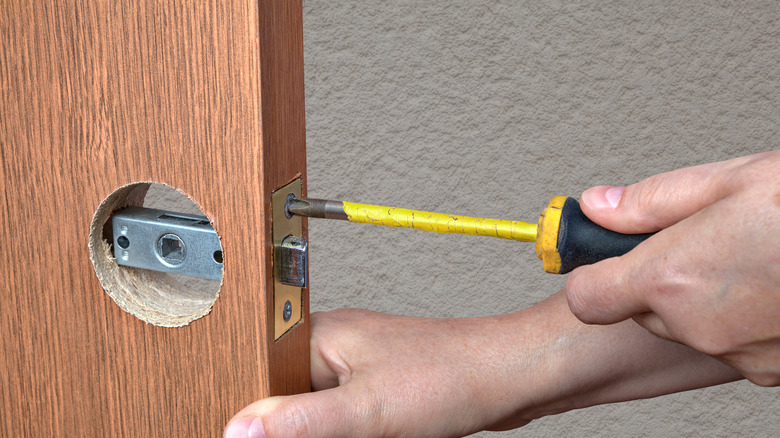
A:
[[224, 417, 266, 438], [605, 186, 625, 208], [582, 186, 625, 210]]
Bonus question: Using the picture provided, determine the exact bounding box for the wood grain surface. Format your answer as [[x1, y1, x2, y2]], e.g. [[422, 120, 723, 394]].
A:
[[0, 0, 310, 436]]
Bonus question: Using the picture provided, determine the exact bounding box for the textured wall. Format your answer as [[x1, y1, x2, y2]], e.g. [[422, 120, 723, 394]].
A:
[[301, 1, 779, 437], [146, 2, 778, 436]]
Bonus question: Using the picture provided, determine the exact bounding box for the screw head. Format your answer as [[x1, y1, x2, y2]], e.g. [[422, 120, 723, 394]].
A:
[[284, 193, 296, 219], [283, 300, 293, 322]]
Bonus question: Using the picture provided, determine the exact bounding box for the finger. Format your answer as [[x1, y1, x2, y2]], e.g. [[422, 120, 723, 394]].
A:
[[565, 254, 650, 324], [224, 387, 377, 438], [567, 204, 706, 326], [579, 155, 751, 234]]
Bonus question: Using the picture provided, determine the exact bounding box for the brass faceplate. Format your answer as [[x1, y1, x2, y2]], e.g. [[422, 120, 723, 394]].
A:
[[272, 178, 304, 340]]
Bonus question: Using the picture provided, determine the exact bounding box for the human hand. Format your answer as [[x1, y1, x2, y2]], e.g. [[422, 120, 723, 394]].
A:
[[223, 309, 541, 438], [224, 293, 740, 438], [566, 150, 780, 386]]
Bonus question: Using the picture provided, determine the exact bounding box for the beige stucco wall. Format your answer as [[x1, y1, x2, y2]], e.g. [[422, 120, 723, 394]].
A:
[[146, 2, 778, 435], [302, 2, 779, 437]]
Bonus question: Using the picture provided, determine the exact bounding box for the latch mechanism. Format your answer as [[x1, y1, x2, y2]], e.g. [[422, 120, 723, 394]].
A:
[[110, 179, 307, 339], [271, 178, 307, 340], [111, 207, 223, 280], [278, 235, 308, 287]]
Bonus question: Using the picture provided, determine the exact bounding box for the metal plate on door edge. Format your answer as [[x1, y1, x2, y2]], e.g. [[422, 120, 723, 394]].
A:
[[272, 178, 305, 340]]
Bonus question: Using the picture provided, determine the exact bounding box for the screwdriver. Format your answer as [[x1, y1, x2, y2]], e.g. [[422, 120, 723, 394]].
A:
[[285, 196, 653, 274]]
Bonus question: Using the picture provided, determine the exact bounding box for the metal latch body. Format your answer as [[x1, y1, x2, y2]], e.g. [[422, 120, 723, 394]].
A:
[[112, 207, 223, 280], [272, 178, 307, 340], [279, 235, 308, 287]]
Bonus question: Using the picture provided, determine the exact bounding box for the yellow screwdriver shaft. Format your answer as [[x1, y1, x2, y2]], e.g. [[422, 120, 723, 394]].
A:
[[286, 197, 538, 242]]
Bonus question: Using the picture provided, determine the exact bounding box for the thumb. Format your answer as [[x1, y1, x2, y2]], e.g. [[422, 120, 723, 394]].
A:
[[579, 157, 746, 234], [224, 386, 375, 438]]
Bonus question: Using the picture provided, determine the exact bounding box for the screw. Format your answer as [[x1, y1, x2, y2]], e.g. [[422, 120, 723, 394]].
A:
[[284, 193, 296, 219], [283, 300, 293, 322]]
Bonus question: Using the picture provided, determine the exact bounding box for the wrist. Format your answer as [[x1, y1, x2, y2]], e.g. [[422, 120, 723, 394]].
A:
[[479, 291, 741, 428]]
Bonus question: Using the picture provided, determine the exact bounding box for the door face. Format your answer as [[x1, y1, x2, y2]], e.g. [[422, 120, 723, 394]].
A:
[[0, 1, 309, 435]]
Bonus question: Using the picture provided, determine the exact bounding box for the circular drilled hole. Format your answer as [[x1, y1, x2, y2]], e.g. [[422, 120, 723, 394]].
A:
[[213, 250, 224, 264], [88, 182, 223, 327]]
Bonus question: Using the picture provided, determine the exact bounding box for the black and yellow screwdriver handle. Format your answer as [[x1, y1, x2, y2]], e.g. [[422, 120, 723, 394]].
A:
[[536, 196, 654, 274]]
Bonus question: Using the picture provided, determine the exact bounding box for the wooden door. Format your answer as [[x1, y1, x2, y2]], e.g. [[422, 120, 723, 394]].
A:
[[0, 1, 310, 436]]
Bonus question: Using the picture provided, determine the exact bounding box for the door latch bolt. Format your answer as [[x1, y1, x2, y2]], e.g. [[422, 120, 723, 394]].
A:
[[278, 235, 308, 287]]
